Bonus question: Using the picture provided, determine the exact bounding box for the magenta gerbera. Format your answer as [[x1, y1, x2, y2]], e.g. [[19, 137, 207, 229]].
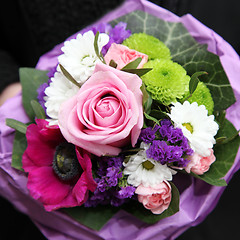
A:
[[22, 119, 97, 211]]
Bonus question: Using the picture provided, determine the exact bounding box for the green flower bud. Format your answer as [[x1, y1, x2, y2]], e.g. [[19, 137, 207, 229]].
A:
[[181, 81, 214, 115], [123, 33, 171, 60], [141, 59, 190, 105]]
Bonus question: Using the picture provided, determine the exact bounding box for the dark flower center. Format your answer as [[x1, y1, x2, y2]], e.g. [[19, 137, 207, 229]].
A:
[[52, 142, 82, 181]]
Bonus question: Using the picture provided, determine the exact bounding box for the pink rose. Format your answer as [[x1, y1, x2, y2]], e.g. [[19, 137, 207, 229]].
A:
[[135, 181, 172, 214], [104, 43, 148, 69], [185, 149, 216, 175], [58, 63, 143, 156]]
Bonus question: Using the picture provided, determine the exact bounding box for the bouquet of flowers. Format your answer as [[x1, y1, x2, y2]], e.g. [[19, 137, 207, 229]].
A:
[[1, 0, 240, 239]]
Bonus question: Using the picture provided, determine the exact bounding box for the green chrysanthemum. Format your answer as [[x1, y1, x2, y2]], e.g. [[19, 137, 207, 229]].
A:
[[181, 81, 214, 115], [123, 33, 171, 60], [141, 59, 190, 105]]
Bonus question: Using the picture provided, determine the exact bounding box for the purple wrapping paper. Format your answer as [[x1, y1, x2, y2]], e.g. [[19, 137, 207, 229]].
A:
[[0, 0, 240, 239]]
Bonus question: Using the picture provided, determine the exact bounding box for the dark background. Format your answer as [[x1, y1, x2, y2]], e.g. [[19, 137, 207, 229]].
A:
[[0, 0, 240, 239]]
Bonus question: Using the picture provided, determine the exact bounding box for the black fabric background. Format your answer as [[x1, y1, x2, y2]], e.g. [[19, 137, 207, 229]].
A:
[[0, 0, 240, 239]]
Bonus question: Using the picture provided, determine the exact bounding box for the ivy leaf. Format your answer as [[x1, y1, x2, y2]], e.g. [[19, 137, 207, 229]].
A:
[[64, 206, 119, 231], [5, 118, 27, 134], [65, 182, 179, 230], [111, 11, 236, 111], [191, 119, 240, 186], [11, 131, 27, 171], [20, 68, 48, 121]]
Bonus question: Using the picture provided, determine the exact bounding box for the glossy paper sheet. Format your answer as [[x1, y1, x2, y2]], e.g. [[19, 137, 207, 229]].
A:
[[1, 0, 240, 239]]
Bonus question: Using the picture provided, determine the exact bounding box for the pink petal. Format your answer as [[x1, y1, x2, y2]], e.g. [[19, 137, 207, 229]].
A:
[[44, 192, 78, 211], [25, 124, 56, 167], [76, 148, 97, 192], [22, 151, 38, 172], [27, 166, 71, 206], [72, 172, 89, 205]]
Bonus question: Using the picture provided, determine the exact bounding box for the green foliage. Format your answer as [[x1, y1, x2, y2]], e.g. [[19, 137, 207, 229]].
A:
[[11, 131, 27, 171], [31, 100, 46, 119], [64, 182, 179, 230], [6, 118, 27, 134], [19, 68, 48, 121], [192, 119, 240, 186], [64, 206, 119, 230], [9, 11, 239, 231], [111, 11, 236, 111]]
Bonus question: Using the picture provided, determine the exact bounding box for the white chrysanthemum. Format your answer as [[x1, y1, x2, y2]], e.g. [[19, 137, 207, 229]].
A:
[[58, 30, 109, 84], [168, 101, 219, 157], [44, 71, 79, 125], [123, 143, 175, 187]]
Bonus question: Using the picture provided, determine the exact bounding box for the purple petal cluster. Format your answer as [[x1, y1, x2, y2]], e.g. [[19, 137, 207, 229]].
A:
[[37, 65, 57, 113], [85, 156, 135, 207], [140, 119, 193, 167], [84, 22, 131, 55]]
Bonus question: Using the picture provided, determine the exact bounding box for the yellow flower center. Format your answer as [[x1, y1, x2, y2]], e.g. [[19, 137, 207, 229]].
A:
[[182, 122, 194, 133], [142, 160, 155, 170]]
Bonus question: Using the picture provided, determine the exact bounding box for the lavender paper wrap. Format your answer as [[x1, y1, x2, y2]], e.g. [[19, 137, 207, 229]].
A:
[[1, 0, 240, 239]]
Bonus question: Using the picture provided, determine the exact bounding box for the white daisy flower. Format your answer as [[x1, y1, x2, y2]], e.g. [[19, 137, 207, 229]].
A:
[[123, 143, 175, 187], [58, 30, 109, 84], [44, 71, 79, 125], [168, 101, 219, 157]]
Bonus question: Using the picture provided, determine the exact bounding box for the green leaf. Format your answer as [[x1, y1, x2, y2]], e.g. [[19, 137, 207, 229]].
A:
[[20, 68, 49, 121], [109, 59, 118, 68], [191, 119, 240, 186], [6, 118, 27, 134], [64, 205, 119, 230], [123, 182, 179, 224], [65, 182, 179, 230], [149, 109, 169, 121], [31, 100, 46, 119], [121, 68, 152, 77], [111, 11, 236, 111], [144, 112, 159, 125], [11, 131, 27, 171], [59, 64, 81, 88], [121, 57, 142, 70], [94, 31, 106, 64], [141, 83, 152, 114], [189, 71, 207, 94]]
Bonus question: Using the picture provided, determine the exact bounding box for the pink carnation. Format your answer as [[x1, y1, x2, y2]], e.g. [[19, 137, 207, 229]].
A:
[[22, 119, 97, 211], [104, 43, 148, 69], [185, 149, 216, 175], [58, 63, 143, 156], [135, 181, 172, 214]]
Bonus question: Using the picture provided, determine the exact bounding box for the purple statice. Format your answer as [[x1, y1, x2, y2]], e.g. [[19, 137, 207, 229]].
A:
[[83, 22, 131, 55], [117, 186, 136, 199], [140, 119, 193, 167], [84, 155, 136, 207], [139, 127, 156, 143], [37, 65, 57, 113], [146, 140, 169, 163], [106, 166, 123, 187]]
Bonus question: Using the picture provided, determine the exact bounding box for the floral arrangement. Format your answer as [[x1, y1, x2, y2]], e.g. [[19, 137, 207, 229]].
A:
[[6, 10, 240, 231]]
